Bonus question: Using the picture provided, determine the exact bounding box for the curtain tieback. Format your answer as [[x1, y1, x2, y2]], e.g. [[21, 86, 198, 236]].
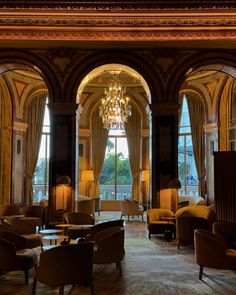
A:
[[198, 172, 206, 181]]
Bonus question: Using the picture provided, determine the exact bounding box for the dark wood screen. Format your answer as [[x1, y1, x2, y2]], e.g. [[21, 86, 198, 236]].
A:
[[214, 151, 236, 224]]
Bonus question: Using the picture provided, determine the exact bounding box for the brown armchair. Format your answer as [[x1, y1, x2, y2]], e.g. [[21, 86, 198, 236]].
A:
[[0, 204, 20, 219], [213, 221, 236, 249], [194, 229, 236, 280], [2, 218, 43, 249], [20, 205, 45, 229], [32, 242, 94, 295], [0, 230, 38, 284], [85, 227, 125, 276], [120, 199, 144, 221], [63, 212, 95, 240]]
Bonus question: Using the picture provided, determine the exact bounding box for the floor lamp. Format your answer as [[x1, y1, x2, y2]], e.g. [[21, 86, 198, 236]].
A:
[[141, 170, 150, 210], [57, 175, 71, 210], [81, 170, 94, 197], [168, 178, 181, 213]]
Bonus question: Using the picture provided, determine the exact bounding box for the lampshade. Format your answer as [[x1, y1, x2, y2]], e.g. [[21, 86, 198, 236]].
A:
[[57, 175, 71, 186], [141, 170, 149, 182], [168, 178, 181, 189], [81, 170, 94, 181]]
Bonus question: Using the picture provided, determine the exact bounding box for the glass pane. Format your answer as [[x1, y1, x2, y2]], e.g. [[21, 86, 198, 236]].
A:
[[186, 135, 198, 196], [179, 96, 191, 133], [99, 138, 115, 200], [178, 135, 185, 194], [116, 137, 132, 200]]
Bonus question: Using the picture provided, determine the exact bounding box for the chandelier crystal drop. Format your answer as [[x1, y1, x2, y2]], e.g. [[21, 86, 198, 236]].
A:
[[99, 75, 132, 130]]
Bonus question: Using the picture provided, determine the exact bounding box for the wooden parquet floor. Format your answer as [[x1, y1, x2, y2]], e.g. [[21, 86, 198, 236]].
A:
[[1, 212, 236, 295]]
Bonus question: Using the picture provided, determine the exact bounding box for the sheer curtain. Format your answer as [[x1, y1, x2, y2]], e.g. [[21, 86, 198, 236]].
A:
[[186, 93, 206, 196], [91, 107, 108, 197], [25, 92, 47, 204], [125, 106, 141, 201]]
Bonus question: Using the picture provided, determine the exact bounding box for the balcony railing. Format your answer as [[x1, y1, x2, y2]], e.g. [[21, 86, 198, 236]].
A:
[[99, 184, 132, 200]]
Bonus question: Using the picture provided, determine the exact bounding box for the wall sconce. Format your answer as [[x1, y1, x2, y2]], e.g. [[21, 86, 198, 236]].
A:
[[81, 170, 94, 197], [56, 175, 71, 210]]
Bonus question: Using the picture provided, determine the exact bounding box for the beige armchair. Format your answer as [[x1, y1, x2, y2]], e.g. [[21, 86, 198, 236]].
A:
[[0, 230, 38, 284], [32, 242, 94, 295], [77, 199, 96, 219], [194, 229, 236, 280], [120, 199, 144, 221], [147, 209, 176, 239], [85, 227, 125, 276]]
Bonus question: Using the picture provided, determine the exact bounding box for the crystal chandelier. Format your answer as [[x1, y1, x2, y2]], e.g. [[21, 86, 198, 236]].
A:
[[99, 74, 131, 130]]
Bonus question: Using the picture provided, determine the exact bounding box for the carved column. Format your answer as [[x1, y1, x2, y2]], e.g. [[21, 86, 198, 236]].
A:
[[151, 102, 178, 209], [48, 102, 78, 222]]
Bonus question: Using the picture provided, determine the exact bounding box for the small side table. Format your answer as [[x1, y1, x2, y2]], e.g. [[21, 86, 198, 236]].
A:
[[43, 235, 69, 245], [161, 216, 176, 241]]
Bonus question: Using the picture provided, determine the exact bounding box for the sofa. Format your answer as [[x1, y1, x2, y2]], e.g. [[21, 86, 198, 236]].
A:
[[178, 195, 207, 207]]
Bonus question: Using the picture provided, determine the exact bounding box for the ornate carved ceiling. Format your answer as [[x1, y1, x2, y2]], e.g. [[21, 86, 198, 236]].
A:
[[1, 1, 236, 46]]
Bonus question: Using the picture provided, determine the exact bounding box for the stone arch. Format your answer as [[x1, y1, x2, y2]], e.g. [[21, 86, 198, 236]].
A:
[[64, 50, 163, 105]]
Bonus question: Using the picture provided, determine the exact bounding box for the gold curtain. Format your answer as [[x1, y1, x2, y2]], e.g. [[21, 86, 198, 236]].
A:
[[91, 107, 108, 197], [0, 81, 12, 204], [25, 92, 47, 204], [186, 93, 206, 197], [125, 106, 141, 201]]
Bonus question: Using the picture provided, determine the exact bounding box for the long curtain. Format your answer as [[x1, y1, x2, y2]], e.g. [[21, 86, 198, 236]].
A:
[[91, 107, 109, 197], [186, 93, 206, 196], [25, 92, 47, 204], [125, 106, 141, 201]]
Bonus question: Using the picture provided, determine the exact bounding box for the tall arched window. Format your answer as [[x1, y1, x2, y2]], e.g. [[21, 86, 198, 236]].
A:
[[99, 129, 132, 200], [33, 100, 50, 203], [178, 96, 199, 196]]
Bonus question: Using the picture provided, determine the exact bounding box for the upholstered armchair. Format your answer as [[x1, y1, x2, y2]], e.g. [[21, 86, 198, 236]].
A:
[[77, 199, 96, 219], [0, 230, 38, 284], [85, 227, 125, 276], [175, 205, 217, 249], [213, 221, 236, 249], [2, 218, 43, 249], [89, 219, 124, 236], [194, 229, 236, 280], [32, 242, 94, 295], [94, 197, 101, 215], [120, 199, 144, 221], [0, 204, 20, 218], [147, 208, 176, 239], [63, 212, 95, 240], [20, 205, 45, 229]]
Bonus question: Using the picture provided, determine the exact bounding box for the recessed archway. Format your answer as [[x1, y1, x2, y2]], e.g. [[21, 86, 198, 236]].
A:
[[75, 63, 152, 211]]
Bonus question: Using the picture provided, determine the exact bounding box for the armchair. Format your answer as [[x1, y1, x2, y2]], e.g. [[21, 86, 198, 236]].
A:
[[147, 209, 176, 239], [85, 227, 125, 276], [194, 229, 236, 279], [77, 199, 96, 219], [2, 218, 43, 249], [213, 221, 236, 249], [0, 230, 38, 284], [63, 212, 95, 240], [120, 199, 144, 221], [32, 242, 94, 295], [20, 205, 45, 229]]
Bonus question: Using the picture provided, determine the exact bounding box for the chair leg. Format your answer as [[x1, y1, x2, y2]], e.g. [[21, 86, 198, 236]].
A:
[[177, 240, 181, 249], [32, 279, 37, 295], [24, 269, 29, 284], [59, 285, 64, 295], [199, 265, 203, 280], [90, 282, 95, 295], [116, 261, 122, 276]]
